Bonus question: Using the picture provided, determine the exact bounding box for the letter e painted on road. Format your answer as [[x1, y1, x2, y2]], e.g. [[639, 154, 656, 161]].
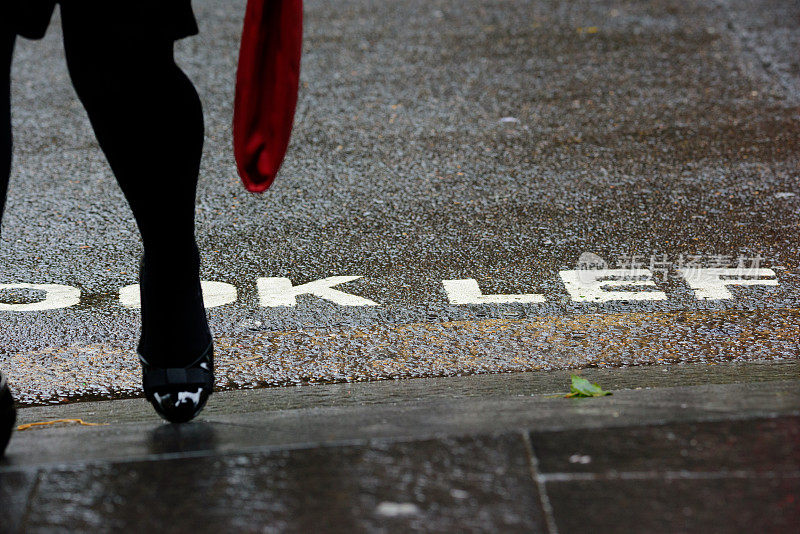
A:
[[559, 269, 667, 302], [119, 281, 238, 309], [0, 283, 80, 311], [442, 279, 545, 304], [257, 276, 378, 307], [678, 268, 778, 299]]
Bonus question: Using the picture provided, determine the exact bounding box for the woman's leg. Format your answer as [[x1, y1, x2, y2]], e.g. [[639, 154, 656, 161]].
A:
[[0, 26, 14, 228], [0, 23, 17, 458], [60, 3, 211, 368]]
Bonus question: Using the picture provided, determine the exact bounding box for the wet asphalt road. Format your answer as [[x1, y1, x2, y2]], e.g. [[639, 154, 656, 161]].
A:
[[1, 0, 798, 404]]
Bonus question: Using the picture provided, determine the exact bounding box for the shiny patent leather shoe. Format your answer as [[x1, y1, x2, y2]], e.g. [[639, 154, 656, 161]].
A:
[[139, 342, 214, 424], [0, 370, 16, 456]]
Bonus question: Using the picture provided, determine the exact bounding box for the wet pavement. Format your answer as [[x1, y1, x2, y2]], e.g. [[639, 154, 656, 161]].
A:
[[1, 0, 799, 403], [2, 362, 799, 532]]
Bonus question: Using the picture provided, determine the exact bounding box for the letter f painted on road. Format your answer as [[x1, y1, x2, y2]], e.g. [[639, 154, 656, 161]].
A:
[[257, 276, 378, 307]]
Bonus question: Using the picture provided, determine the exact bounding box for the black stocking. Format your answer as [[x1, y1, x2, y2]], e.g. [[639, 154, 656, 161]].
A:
[[61, 3, 211, 367], [0, 27, 14, 228]]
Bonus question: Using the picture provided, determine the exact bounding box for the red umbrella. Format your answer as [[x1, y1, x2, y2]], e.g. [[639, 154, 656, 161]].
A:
[[234, 0, 303, 193]]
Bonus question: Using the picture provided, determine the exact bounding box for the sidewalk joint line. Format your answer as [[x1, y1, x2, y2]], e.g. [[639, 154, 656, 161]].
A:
[[522, 431, 559, 534], [541, 469, 800, 483]]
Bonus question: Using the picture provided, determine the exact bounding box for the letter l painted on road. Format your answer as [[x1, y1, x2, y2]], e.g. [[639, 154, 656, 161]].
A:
[[442, 279, 545, 304]]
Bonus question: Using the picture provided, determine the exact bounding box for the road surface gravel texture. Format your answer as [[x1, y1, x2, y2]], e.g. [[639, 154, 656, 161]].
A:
[[1, 0, 798, 404]]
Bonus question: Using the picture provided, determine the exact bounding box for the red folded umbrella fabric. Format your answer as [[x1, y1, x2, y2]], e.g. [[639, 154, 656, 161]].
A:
[[234, 0, 303, 193]]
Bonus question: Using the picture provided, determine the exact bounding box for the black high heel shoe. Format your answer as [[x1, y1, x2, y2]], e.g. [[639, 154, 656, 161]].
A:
[[137, 254, 214, 423], [139, 341, 215, 424]]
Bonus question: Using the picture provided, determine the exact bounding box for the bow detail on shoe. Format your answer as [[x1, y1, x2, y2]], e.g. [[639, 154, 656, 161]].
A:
[[142, 366, 212, 391]]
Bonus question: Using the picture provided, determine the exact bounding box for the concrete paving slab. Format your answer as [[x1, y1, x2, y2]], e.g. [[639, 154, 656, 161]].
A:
[[9, 435, 545, 533], [0, 470, 35, 534], [545, 476, 800, 533], [532, 415, 800, 474]]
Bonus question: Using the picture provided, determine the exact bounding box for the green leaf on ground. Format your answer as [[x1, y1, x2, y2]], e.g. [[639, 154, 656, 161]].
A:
[[565, 375, 612, 398]]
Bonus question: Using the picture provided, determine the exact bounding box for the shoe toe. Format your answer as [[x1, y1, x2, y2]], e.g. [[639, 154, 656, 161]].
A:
[[140, 342, 215, 424], [150, 386, 210, 424]]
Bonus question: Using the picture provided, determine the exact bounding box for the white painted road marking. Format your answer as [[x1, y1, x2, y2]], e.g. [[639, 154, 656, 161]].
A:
[[559, 269, 668, 302], [0, 268, 784, 311], [119, 281, 238, 309], [257, 276, 378, 307], [678, 268, 778, 300], [0, 283, 81, 311], [443, 279, 545, 304]]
